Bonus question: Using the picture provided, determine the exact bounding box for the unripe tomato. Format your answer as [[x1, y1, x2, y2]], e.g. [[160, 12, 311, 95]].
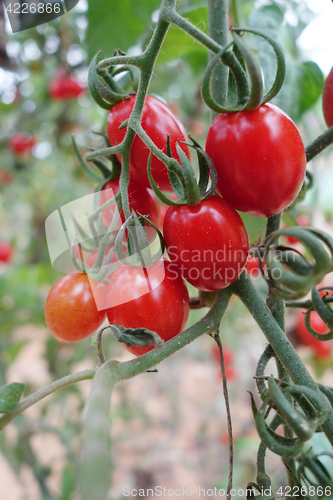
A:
[[45, 273, 107, 342], [323, 66, 333, 128], [0, 242, 13, 263], [205, 103, 306, 217], [49, 75, 84, 101], [9, 133, 36, 156], [163, 196, 249, 291], [107, 95, 190, 191], [99, 177, 161, 231], [295, 311, 331, 360], [106, 259, 190, 356]]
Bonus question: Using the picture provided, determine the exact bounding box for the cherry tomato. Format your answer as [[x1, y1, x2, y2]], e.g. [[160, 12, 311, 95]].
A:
[[323, 66, 333, 128], [49, 75, 84, 101], [246, 256, 265, 280], [45, 273, 107, 342], [99, 177, 161, 233], [163, 196, 249, 291], [106, 259, 190, 356], [107, 95, 190, 191], [9, 133, 36, 156], [0, 242, 13, 263], [205, 103, 306, 217], [295, 311, 331, 359]]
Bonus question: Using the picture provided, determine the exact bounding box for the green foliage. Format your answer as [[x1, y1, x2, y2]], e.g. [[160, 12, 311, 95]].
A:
[[86, 0, 161, 59], [0, 383, 25, 413]]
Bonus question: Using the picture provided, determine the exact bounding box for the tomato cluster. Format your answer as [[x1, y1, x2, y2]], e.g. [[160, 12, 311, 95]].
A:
[[45, 94, 308, 359]]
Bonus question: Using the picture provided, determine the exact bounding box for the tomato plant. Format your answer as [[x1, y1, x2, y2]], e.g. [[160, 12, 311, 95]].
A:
[[107, 95, 190, 191], [45, 273, 107, 342], [163, 195, 249, 291], [295, 310, 331, 360], [205, 104, 307, 217], [99, 177, 161, 230], [9, 133, 36, 156], [323, 66, 333, 128], [106, 259, 190, 356], [0, 242, 13, 263]]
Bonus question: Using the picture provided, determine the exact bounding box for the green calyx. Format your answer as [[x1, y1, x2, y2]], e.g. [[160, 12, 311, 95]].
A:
[[260, 227, 333, 300], [202, 27, 286, 113], [88, 50, 141, 110], [147, 136, 217, 207]]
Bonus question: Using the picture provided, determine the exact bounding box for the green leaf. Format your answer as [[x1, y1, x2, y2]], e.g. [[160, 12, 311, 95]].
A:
[[110, 325, 164, 349], [297, 61, 324, 117], [156, 6, 208, 67], [86, 0, 161, 60], [0, 383, 25, 413]]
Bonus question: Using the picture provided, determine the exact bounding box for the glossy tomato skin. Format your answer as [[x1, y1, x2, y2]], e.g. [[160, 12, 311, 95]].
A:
[[163, 196, 249, 291], [45, 273, 106, 342], [106, 259, 190, 356], [0, 242, 13, 263], [295, 311, 331, 359], [99, 177, 161, 230], [107, 95, 190, 191], [9, 133, 36, 155], [205, 104, 306, 217], [323, 66, 333, 128]]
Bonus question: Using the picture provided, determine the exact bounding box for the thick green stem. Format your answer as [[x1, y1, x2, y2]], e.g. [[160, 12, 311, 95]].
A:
[[230, 272, 333, 446], [207, 0, 229, 118]]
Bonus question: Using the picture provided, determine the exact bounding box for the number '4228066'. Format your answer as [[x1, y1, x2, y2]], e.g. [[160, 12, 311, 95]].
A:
[[276, 486, 331, 497], [5, 2, 62, 14]]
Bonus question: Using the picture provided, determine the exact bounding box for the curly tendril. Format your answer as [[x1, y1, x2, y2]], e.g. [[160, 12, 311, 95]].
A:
[[260, 227, 333, 300], [255, 377, 327, 458], [202, 28, 286, 114]]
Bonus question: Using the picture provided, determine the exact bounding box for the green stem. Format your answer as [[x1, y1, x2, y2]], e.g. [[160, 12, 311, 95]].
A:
[[230, 272, 333, 447], [207, 0, 229, 117], [306, 126, 333, 163]]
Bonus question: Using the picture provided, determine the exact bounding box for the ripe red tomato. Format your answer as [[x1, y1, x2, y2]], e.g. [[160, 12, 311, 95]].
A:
[[107, 95, 190, 191], [205, 103, 306, 217], [49, 75, 84, 101], [323, 66, 333, 128], [45, 273, 106, 342], [106, 259, 190, 356], [163, 195, 249, 291], [295, 311, 331, 359], [0, 242, 13, 263], [99, 177, 161, 232], [9, 133, 36, 156]]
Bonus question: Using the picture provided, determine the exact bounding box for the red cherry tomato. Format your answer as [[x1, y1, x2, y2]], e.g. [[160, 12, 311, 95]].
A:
[[163, 196, 249, 291], [0, 242, 13, 263], [106, 259, 190, 356], [107, 95, 190, 191], [295, 311, 331, 359], [45, 273, 106, 342], [49, 76, 84, 101], [323, 66, 333, 128], [99, 177, 161, 233], [9, 133, 36, 156], [246, 255, 265, 280], [205, 104, 306, 217]]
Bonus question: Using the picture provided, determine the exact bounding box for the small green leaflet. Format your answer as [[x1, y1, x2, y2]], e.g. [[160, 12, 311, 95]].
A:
[[0, 382, 25, 413], [110, 325, 164, 350]]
